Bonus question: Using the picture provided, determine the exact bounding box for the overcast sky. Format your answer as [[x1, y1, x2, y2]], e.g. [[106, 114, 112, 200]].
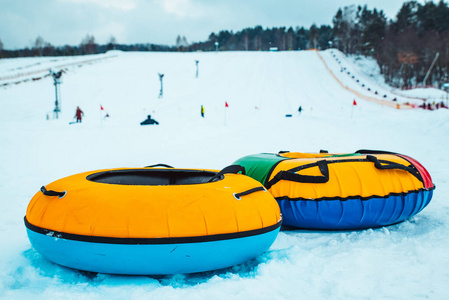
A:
[[0, 0, 432, 50]]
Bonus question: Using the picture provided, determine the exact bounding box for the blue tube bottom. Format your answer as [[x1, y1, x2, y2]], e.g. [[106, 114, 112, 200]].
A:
[[26, 227, 280, 275], [278, 189, 433, 230]]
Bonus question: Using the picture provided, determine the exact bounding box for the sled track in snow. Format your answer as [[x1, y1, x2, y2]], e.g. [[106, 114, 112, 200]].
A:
[[0, 55, 117, 87], [315, 50, 413, 109], [332, 50, 427, 102]]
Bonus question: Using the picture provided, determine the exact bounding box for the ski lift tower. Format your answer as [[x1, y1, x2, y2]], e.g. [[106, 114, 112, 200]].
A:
[[158, 73, 164, 98], [50, 70, 63, 119]]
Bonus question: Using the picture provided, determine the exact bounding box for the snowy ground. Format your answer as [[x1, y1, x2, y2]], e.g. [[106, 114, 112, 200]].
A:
[[0, 50, 448, 299]]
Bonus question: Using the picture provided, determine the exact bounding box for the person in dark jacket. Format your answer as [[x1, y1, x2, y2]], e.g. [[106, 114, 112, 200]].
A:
[[140, 115, 159, 125], [75, 106, 84, 122]]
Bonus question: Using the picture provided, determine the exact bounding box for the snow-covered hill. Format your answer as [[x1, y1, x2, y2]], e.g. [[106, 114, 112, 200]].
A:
[[0, 50, 448, 299]]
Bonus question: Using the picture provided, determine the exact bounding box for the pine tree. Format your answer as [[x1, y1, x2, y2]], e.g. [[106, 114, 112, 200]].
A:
[[435, 0, 449, 33], [393, 1, 419, 33], [318, 25, 333, 50], [296, 27, 308, 50], [286, 27, 296, 50], [308, 24, 319, 49], [360, 8, 387, 55]]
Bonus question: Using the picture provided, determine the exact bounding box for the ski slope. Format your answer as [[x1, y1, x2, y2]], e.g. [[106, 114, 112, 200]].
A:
[[0, 50, 448, 299]]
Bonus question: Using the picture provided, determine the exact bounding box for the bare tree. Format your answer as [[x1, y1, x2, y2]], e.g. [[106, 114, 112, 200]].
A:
[[109, 36, 117, 45], [176, 35, 189, 51], [34, 36, 45, 56], [176, 35, 182, 51], [80, 34, 97, 54], [333, 5, 361, 54], [243, 34, 249, 51], [182, 36, 188, 48], [43, 42, 55, 56], [107, 35, 117, 51]]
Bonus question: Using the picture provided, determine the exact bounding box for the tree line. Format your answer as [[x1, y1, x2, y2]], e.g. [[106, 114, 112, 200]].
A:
[[188, 25, 333, 52], [189, 1, 448, 88], [1, 1, 448, 88], [0, 34, 172, 58], [332, 1, 449, 88]]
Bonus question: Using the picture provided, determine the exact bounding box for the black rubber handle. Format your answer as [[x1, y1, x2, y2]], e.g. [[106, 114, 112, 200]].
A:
[[366, 155, 419, 175], [144, 164, 174, 168], [208, 165, 246, 183], [265, 160, 329, 189], [356, 149, 398, 155], [234, 186, 266, 200], [40, 186, 66, 198]]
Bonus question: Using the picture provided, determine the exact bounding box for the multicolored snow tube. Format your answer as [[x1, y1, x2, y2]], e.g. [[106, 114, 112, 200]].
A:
[[25, 165, 281, 275], [233, 150, 434, 230]]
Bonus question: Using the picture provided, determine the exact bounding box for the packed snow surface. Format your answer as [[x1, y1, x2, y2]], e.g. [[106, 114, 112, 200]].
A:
[[0, 50, 448, 299]]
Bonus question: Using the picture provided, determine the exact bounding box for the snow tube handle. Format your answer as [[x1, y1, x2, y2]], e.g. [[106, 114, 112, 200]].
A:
[[234, 186, 266, 200], [208, 165, 246, 183], [265, 160, 329, 189], [144, 164, 174, 168], [366, 155, 422, 179], [40, 186, 66, 198]]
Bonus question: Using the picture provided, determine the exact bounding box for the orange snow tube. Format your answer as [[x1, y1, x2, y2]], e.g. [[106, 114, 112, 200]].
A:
[[25, 165, 281, 275]]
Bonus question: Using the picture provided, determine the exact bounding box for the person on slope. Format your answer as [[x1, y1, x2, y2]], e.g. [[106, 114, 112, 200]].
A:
[[75, 106, 84, 123], [201, 105, 205, 118], [140, 115, 159, 125]]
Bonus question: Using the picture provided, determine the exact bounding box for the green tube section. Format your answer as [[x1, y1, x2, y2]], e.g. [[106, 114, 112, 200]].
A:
[[233, 153, 288, 185]]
